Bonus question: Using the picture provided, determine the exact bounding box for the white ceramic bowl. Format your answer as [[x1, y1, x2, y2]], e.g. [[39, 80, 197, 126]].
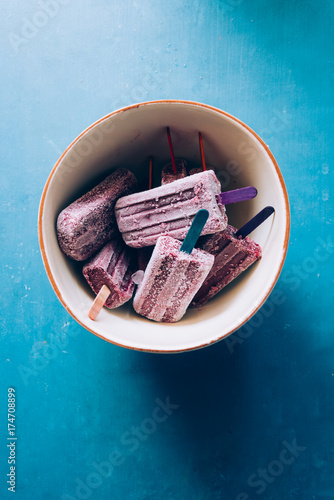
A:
[[38, 100, 290, 352]]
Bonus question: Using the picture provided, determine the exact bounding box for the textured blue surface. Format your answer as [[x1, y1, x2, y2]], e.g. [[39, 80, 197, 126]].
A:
[[1, 1, 334, 499]]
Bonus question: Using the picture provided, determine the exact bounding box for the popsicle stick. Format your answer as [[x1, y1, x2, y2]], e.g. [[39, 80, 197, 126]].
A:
[[88, 285, 111, 320], [198, 132, 207, 171], [149, 156, 153, 190], [180, 209, 209, 254], [217, 186, 257, 205], [235, 206, 275, 239], [166, 127, 177, 175]]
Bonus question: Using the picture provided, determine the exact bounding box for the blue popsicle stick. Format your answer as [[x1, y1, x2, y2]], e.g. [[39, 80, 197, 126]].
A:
[[180, 209, 209, 254], [235, 206, 275, 239]]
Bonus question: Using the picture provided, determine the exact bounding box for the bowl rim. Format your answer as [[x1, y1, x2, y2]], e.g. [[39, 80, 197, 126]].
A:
[[38, 99, 290, 353]]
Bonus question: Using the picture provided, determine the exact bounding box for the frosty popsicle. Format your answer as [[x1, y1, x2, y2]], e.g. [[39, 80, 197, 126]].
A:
[[191, 207, 275, 307], [115, 170, 257, 248], [133, 209, 214, 323], [57, 168, 137, 261], [83, 238, 137, 319]]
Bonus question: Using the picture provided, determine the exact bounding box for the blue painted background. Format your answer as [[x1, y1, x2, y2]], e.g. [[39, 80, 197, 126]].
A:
[[1, 1, 333, 499]]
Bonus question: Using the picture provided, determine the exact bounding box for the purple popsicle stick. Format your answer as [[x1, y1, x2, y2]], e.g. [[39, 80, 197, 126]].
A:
[[216, 186, 257, 205], [235, 206, 275, 239]]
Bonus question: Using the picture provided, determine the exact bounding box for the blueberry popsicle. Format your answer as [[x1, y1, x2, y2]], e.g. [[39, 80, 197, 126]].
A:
[[133, 210, 214, 323], [83, 239, 137, 312], [191, 207, 274, 307], [115, 170, 226, 247], [57, 168, 137, 261], [115, 170, 256, 248]]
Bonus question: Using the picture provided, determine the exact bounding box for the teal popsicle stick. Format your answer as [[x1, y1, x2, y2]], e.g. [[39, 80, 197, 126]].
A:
[[180, 209, 209, 254]]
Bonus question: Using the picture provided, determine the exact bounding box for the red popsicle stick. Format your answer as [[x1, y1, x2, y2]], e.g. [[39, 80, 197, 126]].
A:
[[198, 132, 207, 171], [88, 284, 111, 320], [166, 127, 177, 175]]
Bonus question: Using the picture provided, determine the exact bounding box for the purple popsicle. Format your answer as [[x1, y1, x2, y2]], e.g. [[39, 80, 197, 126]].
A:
[[57, 168, 137, 261], [115, 170, 257, 248], [191, 207, 275, 307], [115, 170, 227, 248], [83, 239, 137, 310], [133, 210, 214, 322]]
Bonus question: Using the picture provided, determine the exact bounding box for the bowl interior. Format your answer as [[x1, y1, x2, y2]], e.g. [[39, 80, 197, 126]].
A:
[[39, 101, 289, 352]]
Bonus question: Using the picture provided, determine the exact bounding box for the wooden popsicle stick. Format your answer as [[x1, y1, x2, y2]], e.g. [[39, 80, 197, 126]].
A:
[[198, 132, 207, 171], [88, 285, 111, 320]]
